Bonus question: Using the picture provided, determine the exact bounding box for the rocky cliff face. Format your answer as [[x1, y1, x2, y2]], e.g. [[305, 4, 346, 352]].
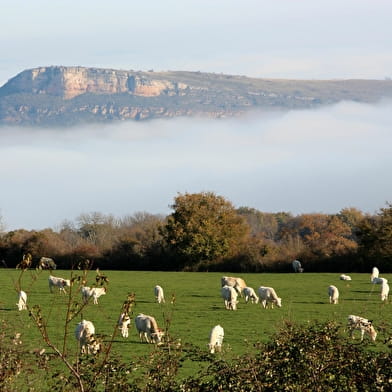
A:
[[1, 66, 392, 126], [1, 66, 188, 99]]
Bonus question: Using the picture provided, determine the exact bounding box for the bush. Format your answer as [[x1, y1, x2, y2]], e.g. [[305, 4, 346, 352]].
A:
[[180, 320, 392, 391]]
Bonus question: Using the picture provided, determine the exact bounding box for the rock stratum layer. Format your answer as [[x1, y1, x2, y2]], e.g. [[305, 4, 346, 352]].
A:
[[1, 66, 392, 126]]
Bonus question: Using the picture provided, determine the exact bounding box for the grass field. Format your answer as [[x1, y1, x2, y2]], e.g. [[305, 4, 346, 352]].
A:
[[1, 268, 392, 388]]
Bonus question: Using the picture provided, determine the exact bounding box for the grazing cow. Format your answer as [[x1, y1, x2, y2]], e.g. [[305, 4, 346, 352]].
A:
[[221, 285, 238, 310], [221, 276, 247, 296], [243, 286, 259, 304], [340, 274, 352, 281], [381, 281, 390, 302], [134, 313, 164, 344], [372, 277, 388, 285], [347, 315, 377, 342], [48, 275, 71, 294], [154, 285, 165, 304], [16, 290, 27, 311], [292, 259, 303, 273], [118, 313, 131, 338], [38, 257, 56, 270], [75, 320, 101, 354], [328, 285, 339, 304], [258, 286, 282, 309], [371, 267, 379, 282], [208, 325, 224, 354], [81, 286, 107, 305]]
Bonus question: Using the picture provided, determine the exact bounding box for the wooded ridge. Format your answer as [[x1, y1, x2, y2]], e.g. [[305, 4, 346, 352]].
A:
[[1, 66, 392, 126]]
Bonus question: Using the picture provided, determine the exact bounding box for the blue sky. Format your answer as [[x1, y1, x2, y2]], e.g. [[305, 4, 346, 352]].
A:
[[2, 0, 392, 84], [1, 0, 392, 230]]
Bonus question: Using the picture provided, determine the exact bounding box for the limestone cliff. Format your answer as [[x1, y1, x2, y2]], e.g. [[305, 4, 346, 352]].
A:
[[1, 66, 392, 126], [1, 66, 188, 99]]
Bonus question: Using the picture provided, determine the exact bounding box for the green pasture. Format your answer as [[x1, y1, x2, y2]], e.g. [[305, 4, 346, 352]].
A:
[[1, 268, 392, 386]]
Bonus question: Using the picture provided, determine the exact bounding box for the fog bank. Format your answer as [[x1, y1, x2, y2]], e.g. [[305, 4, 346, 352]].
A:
[[1, 100, 391, 230]]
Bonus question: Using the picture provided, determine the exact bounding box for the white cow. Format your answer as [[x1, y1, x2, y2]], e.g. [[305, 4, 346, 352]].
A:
[[16, 290, 27, 311], [221, 285, 238, 310], [328, 285, 339, 304], [118, 313, 131, 338], [347, 315, 377, 342], [243, 286, 259, 304], [48, 275, 71, 294], [340, 274, 352, 281], [134, 313, 164, 344], [75, 320, 101, 354], [372, 277, 388, 285], [208, 325, 224, 354], [371, 267, 379, 282], [258, 286, 282, 309], [81, 286, 107, 305], [292, 259, 303, 273], [221, 276, 247, 296], [154, 285, 165, 304], [38, 257, 57, 270], [381, 281, 390, 302]]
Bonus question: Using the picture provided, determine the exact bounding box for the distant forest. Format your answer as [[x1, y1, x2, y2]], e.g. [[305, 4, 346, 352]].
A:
[[1, 192, 391, 272]]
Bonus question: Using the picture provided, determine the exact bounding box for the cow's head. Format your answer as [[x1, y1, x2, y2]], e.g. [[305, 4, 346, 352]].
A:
[[88, 337, 102, 354], [152, 329, 165, 344], [208, 342, 221, 354], [365, 322, 377, 341], [275, 297, 282, 308], [62, 279, 71, 288]]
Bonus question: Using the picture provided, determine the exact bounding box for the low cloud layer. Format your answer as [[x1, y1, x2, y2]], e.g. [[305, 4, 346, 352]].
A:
[[1, 100, 391, 230]]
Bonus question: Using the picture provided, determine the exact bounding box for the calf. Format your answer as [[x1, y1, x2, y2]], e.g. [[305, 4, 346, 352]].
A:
[[221, 285, 238, 310], [243, 286, 259, 304], [81, 286, 107, 305], [258, 286, 282, 309], [118, 313, 131, 338], [75, 320, 101, 354], [154, 285, 165, 304], [134, 313, 164, 344], [371, 267, 379, 282], [381, 281, 389, 302], [208, 325, 224, 354], [16, 290, 27, 311], [328, 285, 339, 304], [347, 315, 377, 342], [48, 275, 71, 294], [340, 274, 352, 281]]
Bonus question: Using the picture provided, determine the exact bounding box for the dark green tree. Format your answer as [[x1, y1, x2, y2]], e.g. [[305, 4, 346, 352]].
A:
[[161, 192, 250, 269], [357, 203, 392, 270]]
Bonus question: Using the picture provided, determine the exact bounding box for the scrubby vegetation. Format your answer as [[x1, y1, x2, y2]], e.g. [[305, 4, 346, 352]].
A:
[[2, 316, 392, 391], [1, 193, 391, 273]]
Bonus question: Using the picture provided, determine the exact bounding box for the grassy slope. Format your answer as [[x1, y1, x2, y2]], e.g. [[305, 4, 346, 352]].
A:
[[2, 269, 391, 356], [2, 269, 392, 389]]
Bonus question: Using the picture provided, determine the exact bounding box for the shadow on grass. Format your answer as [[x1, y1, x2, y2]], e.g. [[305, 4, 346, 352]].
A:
[[342, 298, 371, 301]]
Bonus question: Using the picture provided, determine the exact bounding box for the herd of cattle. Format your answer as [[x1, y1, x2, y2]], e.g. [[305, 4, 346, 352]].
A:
[[15, 266, 387, 355]]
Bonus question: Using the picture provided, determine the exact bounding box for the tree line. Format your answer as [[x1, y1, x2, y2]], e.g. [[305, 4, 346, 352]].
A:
[[1, 192, 391, 272]]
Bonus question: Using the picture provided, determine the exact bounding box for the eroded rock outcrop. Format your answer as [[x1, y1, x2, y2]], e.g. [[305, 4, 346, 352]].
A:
[[1, 66, 188, 99]]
